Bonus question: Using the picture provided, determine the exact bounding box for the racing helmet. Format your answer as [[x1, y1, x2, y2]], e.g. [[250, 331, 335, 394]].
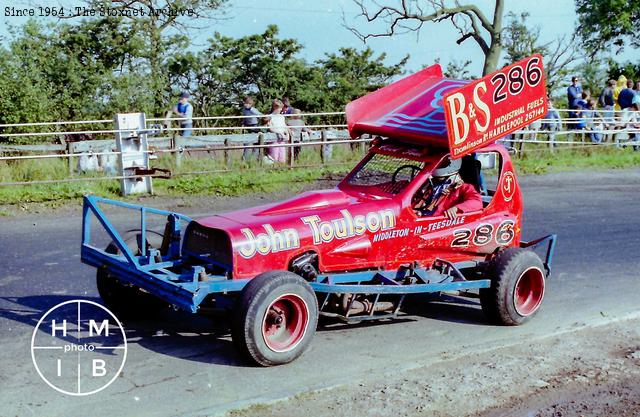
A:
[[431, 156, 461, 185]]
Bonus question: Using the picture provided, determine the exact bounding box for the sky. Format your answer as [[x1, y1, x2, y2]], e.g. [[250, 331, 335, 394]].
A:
[[1, 0, 638, 77]]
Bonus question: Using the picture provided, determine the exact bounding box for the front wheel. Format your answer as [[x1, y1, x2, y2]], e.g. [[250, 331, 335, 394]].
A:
[[97, 230, 168, 319], [480, 248, 546, 326], [232, 271, 318, 366]]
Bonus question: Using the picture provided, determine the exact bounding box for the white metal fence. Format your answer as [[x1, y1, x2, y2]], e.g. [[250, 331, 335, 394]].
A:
[[0, 109, 639, 187]]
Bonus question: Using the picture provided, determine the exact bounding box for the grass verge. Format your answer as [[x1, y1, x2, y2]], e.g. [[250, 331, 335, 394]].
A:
[[0, 144, 639, 207]]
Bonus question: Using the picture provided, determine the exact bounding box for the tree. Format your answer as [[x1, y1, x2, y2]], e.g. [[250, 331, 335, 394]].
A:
[[434, 58, 473, 79], [74, 0, 227, 113], [575, 0, 640, 54], [172, 26, 408, 119], [575, 59, 609, 98], [348, 0, 505, 75], [502, 12, 579, 92], [0, 17, 148, 139], [606, 60, 640, 84], [316, 47, 408, 109]]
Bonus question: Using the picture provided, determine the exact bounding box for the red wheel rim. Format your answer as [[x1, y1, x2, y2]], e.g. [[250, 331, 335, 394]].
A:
[[513, 267, 545, 316], [262, 294, 309, 353]]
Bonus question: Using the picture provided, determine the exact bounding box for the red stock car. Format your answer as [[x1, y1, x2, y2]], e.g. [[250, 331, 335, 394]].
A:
[[82, 57, 556, 366]]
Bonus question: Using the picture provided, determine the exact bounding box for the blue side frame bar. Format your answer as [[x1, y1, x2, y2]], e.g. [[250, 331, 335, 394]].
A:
[[81, 196, 555, 314], [521, 234, 557, 274]]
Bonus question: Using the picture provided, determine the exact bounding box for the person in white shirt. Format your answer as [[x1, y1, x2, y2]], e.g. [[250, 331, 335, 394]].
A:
[[265, 99, 290, 163], [616, 100, 640, 150]]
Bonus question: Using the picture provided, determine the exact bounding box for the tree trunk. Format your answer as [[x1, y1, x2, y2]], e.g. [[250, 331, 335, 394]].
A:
[[482, 0, 505, 75]]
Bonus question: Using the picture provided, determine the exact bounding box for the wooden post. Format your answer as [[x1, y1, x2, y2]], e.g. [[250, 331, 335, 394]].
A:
[[67, 142, 74, 175], [224, 138, 231, 170], [320, 130, 327, 164], [258, 133, 264, 166], [288, 133, 295, 167], [175, 133, 183, 168]]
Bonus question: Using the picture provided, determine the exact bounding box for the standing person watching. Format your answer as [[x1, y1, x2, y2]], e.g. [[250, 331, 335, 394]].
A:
[[281, 97, 294, 115], [599, 79, 616, 118], [241, 96, 263, 162], [265, 99, 290, 163], [287, 109, 313, 161], [173, 92, 193, 137], [613, 75, 627, 111], [618, 79, 636, 110], [567, 76, 582, 130]]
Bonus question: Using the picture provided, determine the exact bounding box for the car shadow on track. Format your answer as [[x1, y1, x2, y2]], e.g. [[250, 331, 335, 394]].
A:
[[1, 292, 493, 368], [0, 295, 247, 367], [400, 293, 493, 326]]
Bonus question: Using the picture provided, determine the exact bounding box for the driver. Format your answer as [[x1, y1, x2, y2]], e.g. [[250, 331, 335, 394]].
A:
[[414, 156, 482, 219]]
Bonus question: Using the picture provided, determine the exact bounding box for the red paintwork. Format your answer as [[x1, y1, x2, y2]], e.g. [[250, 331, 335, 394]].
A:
[[346, 63, 468, 147], [444, 55, 548, 158], [514, 267, 545, 316], [194, 142, 522, 279], [192, 59, 538, 280]]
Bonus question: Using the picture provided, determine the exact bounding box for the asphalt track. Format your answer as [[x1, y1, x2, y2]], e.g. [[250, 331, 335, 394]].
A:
[[1, 169, 639, 417]]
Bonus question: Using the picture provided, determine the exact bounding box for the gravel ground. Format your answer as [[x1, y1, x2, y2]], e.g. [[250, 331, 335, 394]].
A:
[[227, 317, 640, 417]]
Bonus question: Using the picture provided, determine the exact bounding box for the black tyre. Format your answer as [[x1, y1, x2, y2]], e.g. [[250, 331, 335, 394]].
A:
[[480, 248, 546, 326], [97, 230, 168, 319], [232, 271, 318, 366]]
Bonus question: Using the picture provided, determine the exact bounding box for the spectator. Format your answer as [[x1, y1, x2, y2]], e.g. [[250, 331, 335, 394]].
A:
[[172, 92, 193, 137], [618, 79, 636, 110], [567, 76, 582, 129], [584, 99, 603, 143], [599, 79, 616, 110], [265, 99, 290, 163], [574, 105, 587, 131], [281, 97, 294, 115], [286, 109, 313, 161], [615, 99, 640, 150], [577, 90, 590, 109], [599, 79, 617, 124], [613, 75, 627, 111], [241, 96, 263, 162], [542, 98, 561, 149]]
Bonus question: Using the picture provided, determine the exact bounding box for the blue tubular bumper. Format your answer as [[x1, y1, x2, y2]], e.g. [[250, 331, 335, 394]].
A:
[[521, 234, 557, 275], [81, 195, 242, 313]]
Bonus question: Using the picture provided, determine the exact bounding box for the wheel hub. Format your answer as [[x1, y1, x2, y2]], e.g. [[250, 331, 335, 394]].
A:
[[513, 267, 545, 316], [261, 294, 309, 353]]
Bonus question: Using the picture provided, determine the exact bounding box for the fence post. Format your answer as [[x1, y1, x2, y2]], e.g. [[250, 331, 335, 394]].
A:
[[67, 142, 74, 175], [258, 133, 264, 166], [288, 133, 295, 167], [224, 138, 231, 170], [320, 130, 327, 164], [174, 132, 183, 168]]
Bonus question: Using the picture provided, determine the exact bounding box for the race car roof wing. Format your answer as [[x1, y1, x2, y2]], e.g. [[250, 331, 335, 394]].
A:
[[346, 55, 548, 159], [346, 64, 468, 147]]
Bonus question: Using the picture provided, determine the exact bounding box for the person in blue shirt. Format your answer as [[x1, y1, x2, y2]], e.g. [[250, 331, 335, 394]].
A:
[[173, 92, 193, 137], [567, 76, 582, 130], [618, 79, 636, 110], [241, 96, 263, 162]]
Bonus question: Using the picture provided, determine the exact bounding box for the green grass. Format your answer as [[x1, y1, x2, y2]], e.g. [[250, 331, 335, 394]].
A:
[[0, 142, 639, 207], [515, 144, 640, 174]]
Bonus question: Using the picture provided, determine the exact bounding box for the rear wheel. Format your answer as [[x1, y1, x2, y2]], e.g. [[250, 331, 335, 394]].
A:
[[232, 271, 318, 366], [97, 230, 168, 319], [480, 248, 546, 325]]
